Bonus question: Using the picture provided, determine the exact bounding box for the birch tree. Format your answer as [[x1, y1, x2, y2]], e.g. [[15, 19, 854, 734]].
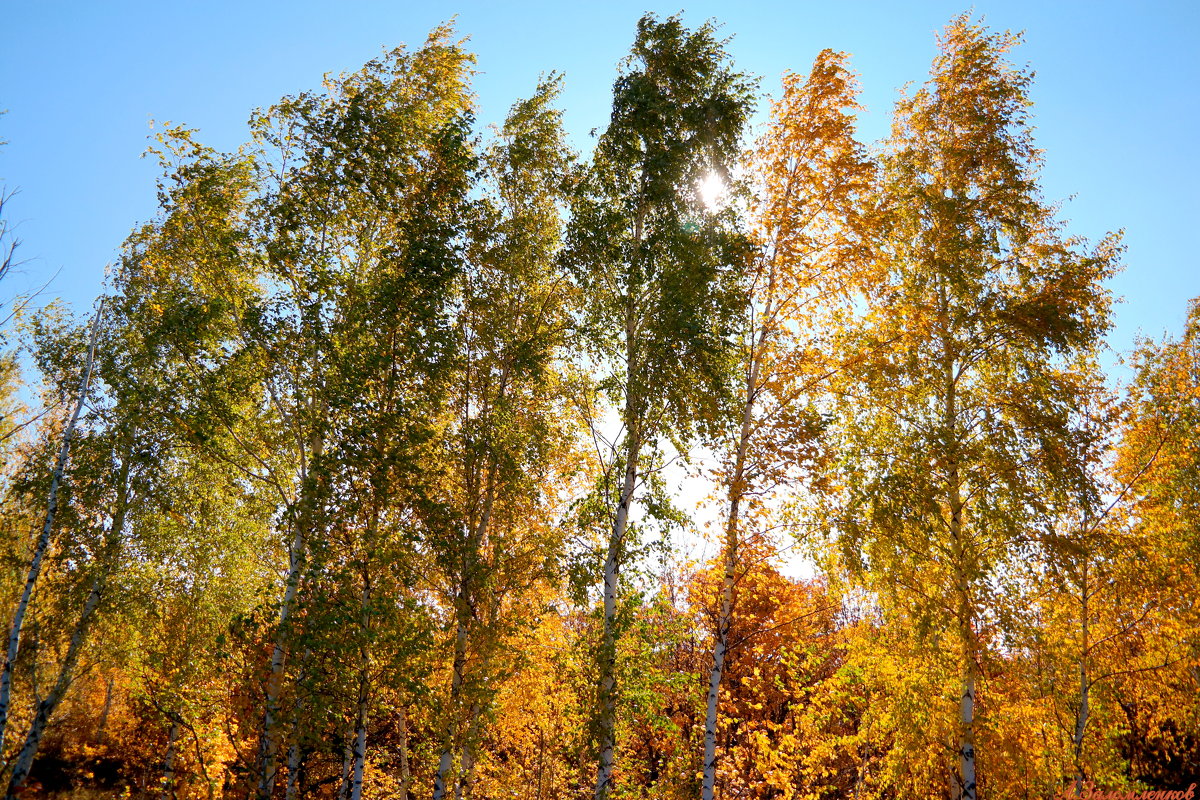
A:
[[563, 14, 754, 799], [702, 50, 875, 800], [829, 16, 1119, 800], [240, 27, 475, 797], [0, 305, 101, 762], [429, 76, 576, 800]]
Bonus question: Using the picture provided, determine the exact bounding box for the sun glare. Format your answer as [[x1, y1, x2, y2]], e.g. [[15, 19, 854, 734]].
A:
[[698, 170, 725, 211]]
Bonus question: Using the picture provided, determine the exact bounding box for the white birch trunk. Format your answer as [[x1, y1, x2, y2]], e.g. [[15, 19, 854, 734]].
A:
[[432, 614, 469, 800], [338, 731, 353, 800], [348, 568, 371, 800], [396, 706, 412, 800], [593, 434, 639, 800], [701, 499, 737, 800], [1073, 567, 1090, 797], [257, 405, 324, 800], [0, 305, 104, 756], [5, 442, 128, 800], [958, 673, 977, 800], [434, 480, 495, 800], [256, 522, 306, 800], [454, 701, 482, 800], [702, 310, 764, 800], [5, 567, 106, 798], [96, 674, 114, 743], [160, 721, 180, 800], [348, 717, 366, 800], [285, 741, 302, 800]]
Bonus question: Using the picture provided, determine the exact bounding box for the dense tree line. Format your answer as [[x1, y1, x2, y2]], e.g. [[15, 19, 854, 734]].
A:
[[0, 13, 1196, 800]]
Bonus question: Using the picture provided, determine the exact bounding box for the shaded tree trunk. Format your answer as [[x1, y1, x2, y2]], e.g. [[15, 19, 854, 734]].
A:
[[434, 480, 495, 800], [256, 522, 306, 800], [454, 700, 483, 800], [5, 447, 129, 800], [5, 569, 105, 798], [160, 721, 180, 800], [96, 674, 115, 743], [433, 601, 471, 800], [702, 309, 764, 800], [1073, 565, 1090, 797], [0, 305, 103, 755], [396, 706, 412, 800], [285, 741, 302, 800], [348, 569, 371, 800]]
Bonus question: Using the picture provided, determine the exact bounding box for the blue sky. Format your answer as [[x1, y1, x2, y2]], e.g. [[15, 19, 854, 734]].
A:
[[2, 1, 1197, 372]]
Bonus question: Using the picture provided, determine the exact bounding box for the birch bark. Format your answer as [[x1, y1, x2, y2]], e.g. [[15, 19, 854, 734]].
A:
[[0, 305, 104, 755]]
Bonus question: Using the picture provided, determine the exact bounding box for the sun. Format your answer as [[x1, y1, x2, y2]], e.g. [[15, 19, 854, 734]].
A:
[[698, 170, 725, 211]]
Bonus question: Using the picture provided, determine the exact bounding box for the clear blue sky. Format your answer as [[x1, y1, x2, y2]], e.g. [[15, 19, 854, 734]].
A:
[[2, 1, 1197, 371]]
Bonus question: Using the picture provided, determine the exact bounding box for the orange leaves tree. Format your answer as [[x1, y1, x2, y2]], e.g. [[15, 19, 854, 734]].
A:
[[701, 47, 875, 800], [826, 16, 1120, 800]]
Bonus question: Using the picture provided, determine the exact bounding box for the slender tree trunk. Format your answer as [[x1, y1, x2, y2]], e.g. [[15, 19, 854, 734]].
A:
[[594, 430, 640, 800], [96, 674, 114, 743], [702, 497, 737, 800], [348, 568, 371, 800], [433, 608, 469, 799], [958, 671, 977, 800], [396, 706, 412, 800], [285, 742, 302, 800], [1073, 565, 1090, 797], [5, 567, 105, 798], [348, 713, 366, 800], [592, 179, 651, 800], [702, 309, 764, 800], [338, 730, 353, 800], [258, 409, 324, 800], [434, 480, 495, 800], [939, 287, 977, 800], [0, 305, 104, 755], [160, 721, 180, 800], [256, 523, 304, 800], [5, 445, 129, 800], [284, 648, 312, 800], [454, 701, 482, 800], [536, 725, 546, 800]]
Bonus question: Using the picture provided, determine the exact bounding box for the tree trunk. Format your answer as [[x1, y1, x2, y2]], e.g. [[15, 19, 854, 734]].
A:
[[1073, 565, 1090, 797], [957, 672, 977, 800], [433, 610, 470, 800], [348, 569, 371, 800], [96, 674, 114, 743], [454, 701, 483, 800], [0, 304, 103, 755], [5, 442, 129, 800], [5, 567, 105, 798], [396, 706, 412, 800], [258, 416, 324, 800], [594, 431, 640, 800], [940, 289, 977, 800], [702, 309, 763, 800], [256, 521, 307, 800], [160, 721, 180, 800], [434, 479, 494, 800], [348, 715, 367, 800], [338, 730, 353, 800], [283, 646, 313, 800], [701, 499, 737, 800], [285, 741, 302, 800]]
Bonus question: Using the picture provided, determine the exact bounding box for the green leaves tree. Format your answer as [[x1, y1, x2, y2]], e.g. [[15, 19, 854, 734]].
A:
[[562, 14, 754, 800]]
